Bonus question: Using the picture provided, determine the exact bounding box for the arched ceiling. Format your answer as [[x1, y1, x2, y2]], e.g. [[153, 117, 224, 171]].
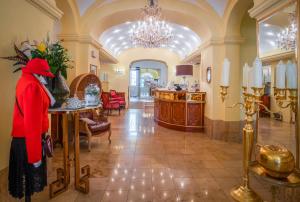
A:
[[76, 0, 229, 17], [99, 21, 201, 59], [58, 0, 240, 60]]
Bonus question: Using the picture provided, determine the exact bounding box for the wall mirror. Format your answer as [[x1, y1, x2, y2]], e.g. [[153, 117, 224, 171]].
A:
[[258, 2, 296, 59], [255, 1, 298, 177]]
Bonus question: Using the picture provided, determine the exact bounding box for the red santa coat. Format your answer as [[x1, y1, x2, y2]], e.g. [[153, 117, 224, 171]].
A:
[[11, 71, 50, 163]]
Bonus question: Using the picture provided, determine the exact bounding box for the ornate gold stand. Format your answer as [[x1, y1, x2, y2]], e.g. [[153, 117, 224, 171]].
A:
[[229, 88, 263, 202]]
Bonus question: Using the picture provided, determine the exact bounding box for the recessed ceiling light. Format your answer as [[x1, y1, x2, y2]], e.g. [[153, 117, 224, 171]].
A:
[[105, 37, 113, 44], [183, 26, 190, 31], [191, 36, 198, 42], [125, 21, 131, 24], [177, 34, 184, 38], [185, 42, 192, 48], [110, 43, 116, 49], [266, 32, 274, 36], [113, 29, 121, 33], [263, 23, 270, 27], [268, 40, 276, 47]]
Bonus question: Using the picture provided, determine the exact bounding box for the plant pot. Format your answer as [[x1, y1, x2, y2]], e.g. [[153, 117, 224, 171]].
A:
[[50, 71, 70, 108]]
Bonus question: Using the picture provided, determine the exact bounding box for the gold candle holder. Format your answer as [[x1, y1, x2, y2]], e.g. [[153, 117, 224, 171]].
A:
[[230, 90, 263, 202], [220, 85, 229, 102], [242, 86, 247, 95], [222, 85, 263, 201], [274, 88, 287, 102], [252, 87, 264, 100], [287, 89, 297, 113]]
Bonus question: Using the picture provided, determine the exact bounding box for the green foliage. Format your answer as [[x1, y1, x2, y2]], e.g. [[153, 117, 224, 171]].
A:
[[31, 42, 72, 79]]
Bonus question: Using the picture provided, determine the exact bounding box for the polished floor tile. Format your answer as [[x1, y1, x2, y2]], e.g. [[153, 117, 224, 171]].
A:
[[1, 106, 300, 201]]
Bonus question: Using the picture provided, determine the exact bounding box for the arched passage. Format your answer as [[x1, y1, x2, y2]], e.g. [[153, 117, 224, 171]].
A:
[[129, 59, 168, 100]]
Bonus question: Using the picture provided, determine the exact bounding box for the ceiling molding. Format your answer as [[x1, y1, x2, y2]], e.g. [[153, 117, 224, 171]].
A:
[[248, 0, 295, 21], [58, 34, 102, 48], [26, 0, 63, 20], [181, 36, 245, 63], [58, 34, 118, 64], [99, 48, 119, 64], [261, 50, 295, 64]]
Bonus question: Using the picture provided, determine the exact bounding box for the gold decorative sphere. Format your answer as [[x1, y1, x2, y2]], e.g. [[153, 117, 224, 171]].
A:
[[258, 145, 295, 178]]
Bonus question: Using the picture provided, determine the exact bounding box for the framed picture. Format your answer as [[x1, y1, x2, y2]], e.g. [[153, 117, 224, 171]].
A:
[[91, 50, 96, 58], [90, 64, 97, 75], [206, 67, 211, 83]]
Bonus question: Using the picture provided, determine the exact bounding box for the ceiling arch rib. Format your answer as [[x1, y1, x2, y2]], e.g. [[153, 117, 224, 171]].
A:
[[79, 0, 223, 39], [99, 21, 201, 59], [75, 0, 230, 18]]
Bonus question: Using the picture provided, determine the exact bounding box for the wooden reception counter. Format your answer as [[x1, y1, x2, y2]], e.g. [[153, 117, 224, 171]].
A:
[[153, 90, 206, 132]]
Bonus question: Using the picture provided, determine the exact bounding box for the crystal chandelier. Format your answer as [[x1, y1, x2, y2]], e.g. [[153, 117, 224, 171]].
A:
[[130, 0, 173, 48], [276, 12, 297, 50]]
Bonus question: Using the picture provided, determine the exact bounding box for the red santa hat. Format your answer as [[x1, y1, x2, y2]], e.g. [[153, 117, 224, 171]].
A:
[[22, 58, 54, 78]]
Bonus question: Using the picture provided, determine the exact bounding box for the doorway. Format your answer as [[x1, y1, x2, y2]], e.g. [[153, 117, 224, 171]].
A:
[[129, 60, 168, 101]]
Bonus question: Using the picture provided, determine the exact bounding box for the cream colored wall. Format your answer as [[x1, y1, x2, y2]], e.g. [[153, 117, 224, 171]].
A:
[[240, 13, 257, 68], [100, 48, 200, 98], [88, 45, 101, 76], [0, 0, 58, 170], [62, 42, 101, 84]]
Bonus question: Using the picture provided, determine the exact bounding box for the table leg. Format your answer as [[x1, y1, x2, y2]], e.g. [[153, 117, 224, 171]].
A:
[[50, 113, 70, 198], [74, 112, 90, 193]]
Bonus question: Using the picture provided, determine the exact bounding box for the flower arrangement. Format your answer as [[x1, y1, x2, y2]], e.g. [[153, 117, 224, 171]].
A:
[[85, 84, 100, 96], [85, 84, 100, 106], [1, 35, 73, 79], [1, 35, 73, 107]]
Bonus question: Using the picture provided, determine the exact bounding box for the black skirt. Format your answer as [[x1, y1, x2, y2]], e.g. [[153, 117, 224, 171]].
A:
[[8, 137, 47, 199]]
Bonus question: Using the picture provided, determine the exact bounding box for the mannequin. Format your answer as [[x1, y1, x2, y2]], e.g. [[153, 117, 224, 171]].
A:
[[8, 58, 55, 202]]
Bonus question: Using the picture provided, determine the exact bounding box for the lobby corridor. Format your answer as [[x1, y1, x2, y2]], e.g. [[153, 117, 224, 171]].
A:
[[1, 107, 299, 202]]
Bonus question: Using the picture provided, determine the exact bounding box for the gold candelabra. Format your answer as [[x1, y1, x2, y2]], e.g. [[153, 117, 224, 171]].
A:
[[221, 86, 263, 202], [220, 85, 229, 102], [273, 87, 299, 170]]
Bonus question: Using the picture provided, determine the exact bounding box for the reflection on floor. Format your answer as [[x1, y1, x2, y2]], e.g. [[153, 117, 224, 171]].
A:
[[1, 107, 300, 202], [258, 117, 296, 156], [129, 99, 154, 109]]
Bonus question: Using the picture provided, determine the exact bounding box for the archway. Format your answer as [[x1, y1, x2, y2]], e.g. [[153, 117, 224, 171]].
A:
[[129, 60, 168, 101]]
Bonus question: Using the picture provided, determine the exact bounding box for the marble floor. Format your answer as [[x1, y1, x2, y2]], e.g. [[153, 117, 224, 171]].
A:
[[1, 105, 300, 202]]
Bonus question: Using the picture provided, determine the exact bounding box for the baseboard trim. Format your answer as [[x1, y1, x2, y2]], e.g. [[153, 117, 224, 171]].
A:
[[204, 117, 244, 143]]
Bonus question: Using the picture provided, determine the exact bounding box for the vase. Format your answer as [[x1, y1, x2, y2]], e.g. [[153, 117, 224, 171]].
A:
[[50, 71, 70, 108]]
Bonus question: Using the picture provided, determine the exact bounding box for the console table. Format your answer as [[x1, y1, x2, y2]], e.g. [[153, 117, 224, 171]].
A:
[[48, 105, 101, 198]]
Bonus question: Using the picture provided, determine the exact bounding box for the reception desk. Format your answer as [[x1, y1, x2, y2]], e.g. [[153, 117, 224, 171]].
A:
[[153, 90, 206, 132]]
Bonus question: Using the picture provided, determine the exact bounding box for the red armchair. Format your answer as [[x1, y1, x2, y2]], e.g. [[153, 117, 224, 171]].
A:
[[101, 92, 120, 115], [110, 90, 126, 108]]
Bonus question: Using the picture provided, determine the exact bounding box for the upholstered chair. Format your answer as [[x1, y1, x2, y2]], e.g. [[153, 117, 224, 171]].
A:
[[79, 109, 111, 151], [101, 92, 120, 115]]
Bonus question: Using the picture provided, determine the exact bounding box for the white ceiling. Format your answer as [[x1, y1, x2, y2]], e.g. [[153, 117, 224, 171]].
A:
[[99, 21, 201, 59], [75, 0, 229, 17]]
